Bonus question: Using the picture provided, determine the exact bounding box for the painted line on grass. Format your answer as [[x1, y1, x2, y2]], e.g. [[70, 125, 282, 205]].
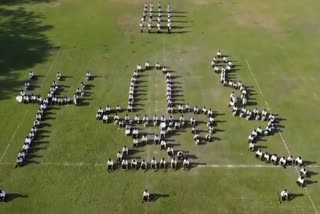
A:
[[0, 110, 29, 163], [39, 50, 62, 88], [245, 59, 292, 156], [245, 59, 319, 214]]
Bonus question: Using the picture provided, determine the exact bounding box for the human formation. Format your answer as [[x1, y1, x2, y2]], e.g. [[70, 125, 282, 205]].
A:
[[211, 51, 313, 189], [139, 2, 173, 33], [15, 72, 92, 167], [96, 62, 218, 171]]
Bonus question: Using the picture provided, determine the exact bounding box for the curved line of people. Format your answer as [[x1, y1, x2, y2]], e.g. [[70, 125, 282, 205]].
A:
[[211, 50, 310, 187], [140, 2, 172, 33]]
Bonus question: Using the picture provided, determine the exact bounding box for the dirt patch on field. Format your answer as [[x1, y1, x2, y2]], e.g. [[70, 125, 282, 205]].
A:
[[109, 0, 143, 5], [234, 11, 281, 32], [117, 15, 138, 30]]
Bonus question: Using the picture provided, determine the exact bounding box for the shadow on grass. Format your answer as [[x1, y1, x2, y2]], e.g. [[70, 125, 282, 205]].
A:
[[0, 7, 58, 100], [149, 193, 169, 202], [5, 193, 28, 202], [288, 193, 304, 201]]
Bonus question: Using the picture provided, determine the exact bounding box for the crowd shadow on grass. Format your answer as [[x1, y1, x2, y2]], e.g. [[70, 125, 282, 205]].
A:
[[0, 7, 58, 100], [5, 193, 28, 202]]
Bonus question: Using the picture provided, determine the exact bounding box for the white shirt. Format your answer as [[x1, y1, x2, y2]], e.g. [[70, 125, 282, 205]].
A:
[[171, 159, 176, 164], [107, 160, 113, 166], [183, 159, 189, 165], [280, 191, 288, 197], [117, 153, 122, 159], [297, 176, 304, 183], [122, 159, 128, 165], [296, 157, 302, 164]]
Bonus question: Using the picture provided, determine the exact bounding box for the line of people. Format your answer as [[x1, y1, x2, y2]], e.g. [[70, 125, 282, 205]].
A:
[[140, 2, 172, 33], [107, 146, 190, 172], [210, 50, 310, 188]]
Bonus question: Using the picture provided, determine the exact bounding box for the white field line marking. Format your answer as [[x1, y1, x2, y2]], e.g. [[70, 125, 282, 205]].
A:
[[245, 59, 319, 214], [39, 50, 61, 88], [1, 161, 319, 168], [245, 59, 291, 156], [0, 110, 29, 163]]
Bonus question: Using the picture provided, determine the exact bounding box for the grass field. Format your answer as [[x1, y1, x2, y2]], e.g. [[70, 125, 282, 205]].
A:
[[1, 0, 320, 213]]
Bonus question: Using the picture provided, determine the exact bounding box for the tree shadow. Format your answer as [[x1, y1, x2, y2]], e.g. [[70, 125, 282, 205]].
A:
[[0, 7, 58, 100], [0, 0, 55, 4]]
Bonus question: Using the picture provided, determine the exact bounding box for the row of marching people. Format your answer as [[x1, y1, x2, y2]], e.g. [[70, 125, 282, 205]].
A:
[[73, 73, 91, 105], [140, 2, 173, 33], [96, 105, 122, 120], [211, 54, 249, 107], [117, 145, 187, 160], [166, 71, 175, 111], [248, 125, 304, 169], [128, 67, 139, 112], [177, 104, 214, 117], [255, 149, 308, 187], [107, 157, 190, 172], [16, 99, 49, 167]]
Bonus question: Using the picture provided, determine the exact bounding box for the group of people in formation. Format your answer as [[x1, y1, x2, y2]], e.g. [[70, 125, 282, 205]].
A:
[[107, 145, 190, 172], [129, 61, 165, 111], [15, 72, 92, 167], [96, 105, 216, 146], [95, 60, 221, 172], [140, 2, 173, 33], [19, 71, 91, 105], [211, 50, 311, 189]]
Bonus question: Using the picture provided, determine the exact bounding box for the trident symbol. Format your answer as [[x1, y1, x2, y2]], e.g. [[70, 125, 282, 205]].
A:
[[15, 71, 93, 167]]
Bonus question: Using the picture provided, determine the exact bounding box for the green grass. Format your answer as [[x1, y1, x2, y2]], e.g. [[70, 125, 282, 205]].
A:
[[0, 0, 320, 213]]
